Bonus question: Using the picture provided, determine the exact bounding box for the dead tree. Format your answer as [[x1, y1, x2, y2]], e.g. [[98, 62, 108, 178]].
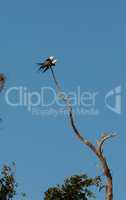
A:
[[44, 66, 116, 200]]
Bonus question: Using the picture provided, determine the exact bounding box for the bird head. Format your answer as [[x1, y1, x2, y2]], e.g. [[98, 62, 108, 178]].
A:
[[52, 59, 57, 65], [49, 56, 54, 60]]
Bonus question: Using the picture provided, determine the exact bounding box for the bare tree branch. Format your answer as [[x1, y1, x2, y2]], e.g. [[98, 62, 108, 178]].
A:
[[49, 67, 116, 200], [97, 133, 117, 155], [0, 74, 6, 122], [0, 74, 6, 92]]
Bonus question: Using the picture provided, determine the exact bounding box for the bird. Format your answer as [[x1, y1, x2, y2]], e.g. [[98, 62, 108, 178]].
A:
[[37, 56, 57, 73]]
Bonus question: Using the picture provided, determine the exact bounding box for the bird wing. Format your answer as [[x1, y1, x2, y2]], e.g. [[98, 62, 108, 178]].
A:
[[43, 67, 49, 73], [37, 63, 43, 66], [46, 58, 51, 61], [37, 62, 47, 68]]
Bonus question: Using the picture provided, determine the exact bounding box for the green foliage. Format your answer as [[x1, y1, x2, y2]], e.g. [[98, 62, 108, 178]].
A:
[[0, 163, 103, 200], [0, 162, 17, 200], [44, 174, 102, 200]]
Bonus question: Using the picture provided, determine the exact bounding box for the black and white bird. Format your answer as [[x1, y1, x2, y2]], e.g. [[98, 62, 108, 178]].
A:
[[37, 56, 57, 73]]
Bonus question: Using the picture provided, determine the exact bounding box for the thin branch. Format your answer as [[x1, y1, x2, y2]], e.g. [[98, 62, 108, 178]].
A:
[[49, 67, 115, 200], [97, 133, 117, 155], [50, 68, 98, 155]]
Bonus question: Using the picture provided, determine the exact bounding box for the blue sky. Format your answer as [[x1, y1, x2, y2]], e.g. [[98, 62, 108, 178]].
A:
[[0, 0, 125, 199]]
